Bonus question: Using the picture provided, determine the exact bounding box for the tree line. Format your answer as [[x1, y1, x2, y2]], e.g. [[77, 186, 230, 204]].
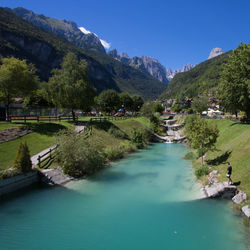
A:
[[0, 52, 144, 121]]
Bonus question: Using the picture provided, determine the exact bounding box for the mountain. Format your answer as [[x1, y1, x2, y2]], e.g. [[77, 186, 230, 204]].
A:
[[160, 51, 231, 99], [0, 8, 166, 100], [5, 7, 106, 54], [208, 47, 224, 59], [108, 49, 194, 83]]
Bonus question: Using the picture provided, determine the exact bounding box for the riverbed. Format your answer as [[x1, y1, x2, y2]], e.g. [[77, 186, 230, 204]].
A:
[[0, 143, 248, 249]]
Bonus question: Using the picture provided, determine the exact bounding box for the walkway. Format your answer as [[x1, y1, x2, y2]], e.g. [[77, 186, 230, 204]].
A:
[[31, 125, 85, 166]]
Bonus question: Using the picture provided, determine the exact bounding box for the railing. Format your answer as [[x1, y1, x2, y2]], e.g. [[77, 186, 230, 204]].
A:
[[37, 145, 59, 169], [9, 116, 78, 123], [34, 115, 137, 169]]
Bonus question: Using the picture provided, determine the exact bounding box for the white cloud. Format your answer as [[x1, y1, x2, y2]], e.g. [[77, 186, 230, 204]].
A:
[[100, 39, 111, 49], [79, 26, 111, 50]]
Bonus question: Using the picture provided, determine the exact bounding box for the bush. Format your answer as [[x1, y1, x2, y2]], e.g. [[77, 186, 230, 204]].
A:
[[13, 142, 32, 173], [150, 115, 160, 133], [108, 126, 127, 139], [105, 146, 124, 161], [56, 130, 106, 177], [195, 165, 209, 178], [183, 151, 195, 160], [131, 128, 146, 149]]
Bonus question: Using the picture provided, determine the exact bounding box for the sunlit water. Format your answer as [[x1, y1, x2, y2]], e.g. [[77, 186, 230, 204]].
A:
[[0, 143, 248, 250]]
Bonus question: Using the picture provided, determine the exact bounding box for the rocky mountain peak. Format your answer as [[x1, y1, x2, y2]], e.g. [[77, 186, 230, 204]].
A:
[[208, 48, 224, 59], [108, 49, 194, 83]]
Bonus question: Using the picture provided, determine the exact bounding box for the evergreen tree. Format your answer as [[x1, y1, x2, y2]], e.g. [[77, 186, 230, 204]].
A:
[[14, 142, 32, 173]]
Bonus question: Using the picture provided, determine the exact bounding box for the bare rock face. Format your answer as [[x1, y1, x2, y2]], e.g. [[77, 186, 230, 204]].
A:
[[232, 190, 247, 204], [208, 48, 224, 59], [242, 205, 250, 218], [108, 50, 194, 83]]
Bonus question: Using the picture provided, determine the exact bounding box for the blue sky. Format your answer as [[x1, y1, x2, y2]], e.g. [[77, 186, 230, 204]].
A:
[[0, 0, 249, 69]]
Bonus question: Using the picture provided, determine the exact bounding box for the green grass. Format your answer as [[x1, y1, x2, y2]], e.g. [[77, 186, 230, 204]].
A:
[[0, 121, 74, 170], [204, 119, 250, 203]]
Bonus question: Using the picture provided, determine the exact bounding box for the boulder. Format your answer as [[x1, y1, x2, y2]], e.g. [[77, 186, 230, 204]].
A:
[[204, 182, 237, 198], [232, 190, 247, 204], [242, 205, 250, 218]]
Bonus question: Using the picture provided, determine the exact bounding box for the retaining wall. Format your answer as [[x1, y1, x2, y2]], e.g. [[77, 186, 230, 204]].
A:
[[0, 172, 40, 197]]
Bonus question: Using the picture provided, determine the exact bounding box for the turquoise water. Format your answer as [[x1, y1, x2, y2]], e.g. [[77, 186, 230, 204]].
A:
[[0, 143, 248, 250]]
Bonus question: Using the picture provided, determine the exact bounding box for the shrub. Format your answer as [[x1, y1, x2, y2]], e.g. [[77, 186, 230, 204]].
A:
[[183, 151, 195, 160], [105, 146, 124, 161], [195, 165, 209, 178], [131, 128, 146, 149], [13, 142, 32, 173], [108, 126, 127, 139], [150, 115, 160, 133], [56, 130, 106, 177]]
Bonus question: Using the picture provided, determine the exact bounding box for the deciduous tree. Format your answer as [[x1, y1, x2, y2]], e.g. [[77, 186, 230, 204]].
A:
[[185, 116, 219, 165], [98, 89, 120, 114], [48, 52, 96, 121], [0, 57, 38, 120], [218, 43, 250, 120]]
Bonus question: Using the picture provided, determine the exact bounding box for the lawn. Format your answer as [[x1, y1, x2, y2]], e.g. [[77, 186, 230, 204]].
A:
[[0, 121, 74, 170], [205, 119, 250, 203]]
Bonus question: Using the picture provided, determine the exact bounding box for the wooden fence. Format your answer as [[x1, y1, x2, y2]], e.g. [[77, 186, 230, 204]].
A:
[[35, 115, 136, 169], [9, 115, 77, 123]]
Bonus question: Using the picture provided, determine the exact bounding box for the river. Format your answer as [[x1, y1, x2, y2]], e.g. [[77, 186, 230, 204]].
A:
[[0, 143, 248, 249]]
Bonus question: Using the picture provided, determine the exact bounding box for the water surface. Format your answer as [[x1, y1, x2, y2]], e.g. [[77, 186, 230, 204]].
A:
[[0, 143, 248, 250]]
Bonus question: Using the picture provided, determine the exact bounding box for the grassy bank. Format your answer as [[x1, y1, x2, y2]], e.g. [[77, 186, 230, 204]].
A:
[[0, 121, 74, 170], [186, 119, 250, 205]]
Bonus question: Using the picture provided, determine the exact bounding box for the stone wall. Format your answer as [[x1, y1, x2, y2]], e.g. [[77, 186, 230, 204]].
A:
[[0, 172, 39, 197]]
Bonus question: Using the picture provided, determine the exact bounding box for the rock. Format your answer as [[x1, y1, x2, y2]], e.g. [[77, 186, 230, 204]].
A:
[[208, 48, 225, 59], [232, 190, 247, 204], [204, 182, 237, 198], [108, 50, 194, 83], [242, 205, 250, 218]]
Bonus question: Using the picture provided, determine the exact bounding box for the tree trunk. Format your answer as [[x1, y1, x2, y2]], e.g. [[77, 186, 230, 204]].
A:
[[6, 95, 10, 122], [72, 109, 76, 123]]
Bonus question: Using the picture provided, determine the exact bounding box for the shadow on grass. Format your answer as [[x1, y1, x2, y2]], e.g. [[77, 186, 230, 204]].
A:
[[206, 151, 232, 166], [92, 121, 129, 139], [232, 181, 241, 186], [23, 123, 67, 136]]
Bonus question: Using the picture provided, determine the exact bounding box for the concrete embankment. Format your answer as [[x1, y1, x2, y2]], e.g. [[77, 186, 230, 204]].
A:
[[0, 171, 39, 197]]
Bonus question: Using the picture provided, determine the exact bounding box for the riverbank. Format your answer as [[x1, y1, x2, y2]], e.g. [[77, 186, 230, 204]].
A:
[[183, 118, 250, 221], [1, 143, 248, 250]]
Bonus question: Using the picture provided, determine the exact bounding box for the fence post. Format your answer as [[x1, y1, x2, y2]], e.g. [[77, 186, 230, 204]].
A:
[[38, 155, 41, 168], [49, 116, 51, 122], [49, 148, 52, 159], [37, 116, 39, 122]]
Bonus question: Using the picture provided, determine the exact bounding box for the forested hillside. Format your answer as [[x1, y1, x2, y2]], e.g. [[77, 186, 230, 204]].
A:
[[160, 51, 231, 99], [0, 8, 166, 100]]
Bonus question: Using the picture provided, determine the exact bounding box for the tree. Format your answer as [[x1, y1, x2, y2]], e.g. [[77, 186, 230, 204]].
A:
[[153, 102, 164, 114], [192, 96, 209, 115], [48, 52, 96, 121], [119, 92, 133, 111], [13, 142, 32, 173], [218, 43, 250, 119], [0, 57, 38, 121], [131, 95, 144, 112], [98, 89, 120, 114], [184, 116, 219, 165], [24, 88, 53, 107], [141, 102, 154, 117]]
